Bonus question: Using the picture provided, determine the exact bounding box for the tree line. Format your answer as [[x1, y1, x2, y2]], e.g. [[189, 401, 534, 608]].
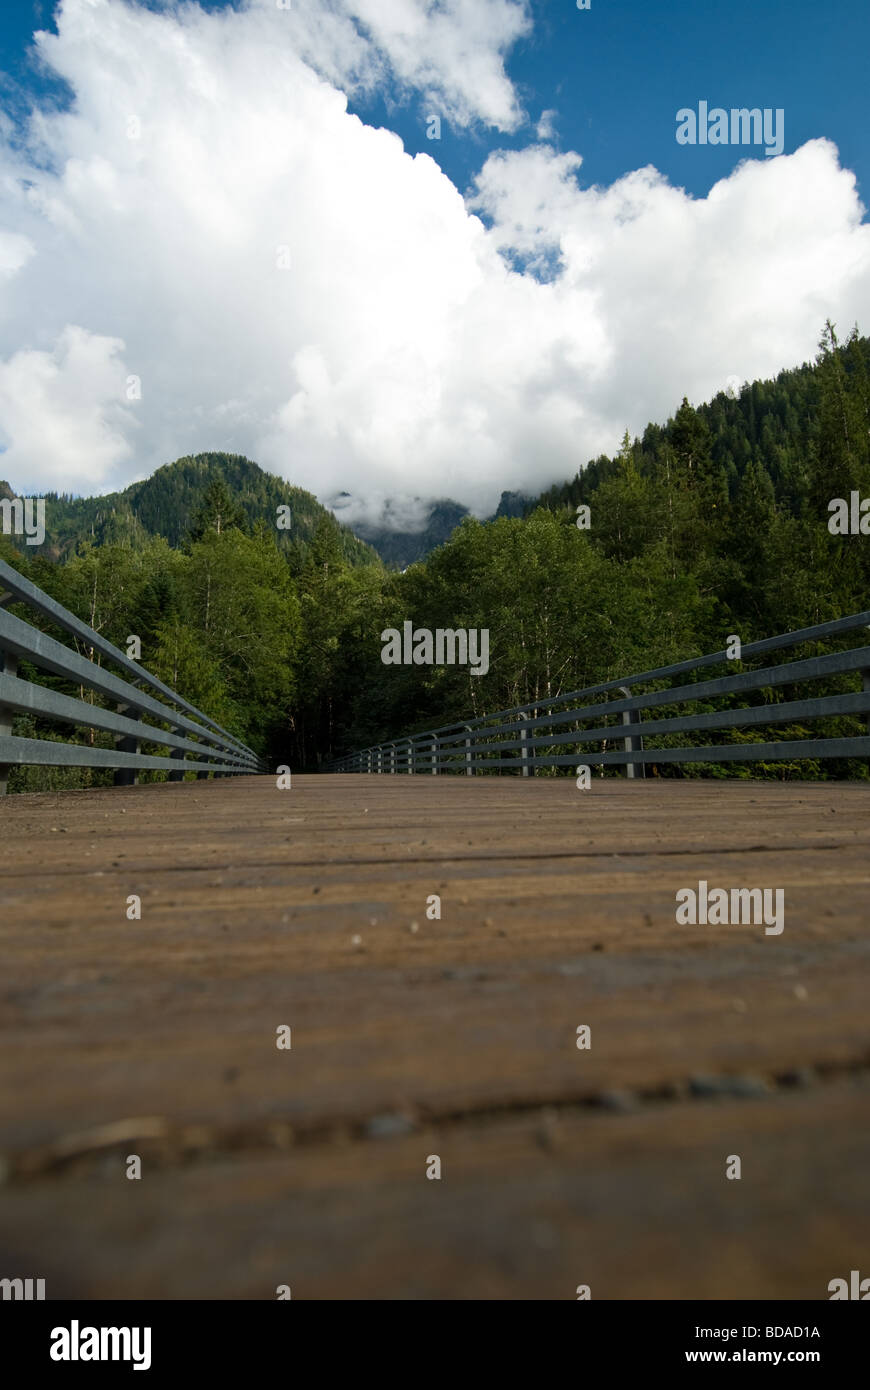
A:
[[2, 322, 869, 790]]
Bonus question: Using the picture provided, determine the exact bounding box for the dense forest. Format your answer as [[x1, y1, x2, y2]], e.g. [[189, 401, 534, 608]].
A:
[[2, 321, 869, 790]]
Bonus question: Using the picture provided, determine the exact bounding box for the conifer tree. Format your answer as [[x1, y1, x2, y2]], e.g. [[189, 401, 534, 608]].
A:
[[186, 475, 248, 545]]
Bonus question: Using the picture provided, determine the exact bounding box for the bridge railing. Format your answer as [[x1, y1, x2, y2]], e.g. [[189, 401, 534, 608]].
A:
[[0, 556, 267, 795], [327, 612, 870, 776]]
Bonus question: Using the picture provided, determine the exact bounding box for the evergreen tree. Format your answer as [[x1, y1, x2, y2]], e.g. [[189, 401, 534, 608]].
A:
[[185, 475, 249, 545], [808, 320, 869, 513]]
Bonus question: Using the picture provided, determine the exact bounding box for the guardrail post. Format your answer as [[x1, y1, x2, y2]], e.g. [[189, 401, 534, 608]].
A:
[[618, 685, 642, 779], [431, 736, 439, 774], [390, 743, 397, 775], [407, 738, 414, 773], [113, 694, 140, 787], [0, 648, 17, 797], [518, 711, 530, 777], [169, 722, 185, 782], [463, 725, 474, 776]]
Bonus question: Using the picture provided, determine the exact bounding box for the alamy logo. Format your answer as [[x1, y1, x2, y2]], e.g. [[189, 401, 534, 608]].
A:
[[828, 1269, 870, 1299], [0, 496, 45, 546], [676, 881, 784, 935], [676, 102, 784, 157], [381, 622, 489, 676], [0, 1277, 45, 1299], [50, 1320, 152, 1371], [827, 493, 870, 534]]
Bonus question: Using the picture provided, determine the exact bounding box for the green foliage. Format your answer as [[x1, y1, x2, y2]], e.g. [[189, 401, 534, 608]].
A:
[[4, 326, 870, 784], [185, 475, 249, 544]]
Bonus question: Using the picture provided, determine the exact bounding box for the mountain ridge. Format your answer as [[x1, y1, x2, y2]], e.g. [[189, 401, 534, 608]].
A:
[[0, 453, 381, 569], [3, 328, 868, 569]]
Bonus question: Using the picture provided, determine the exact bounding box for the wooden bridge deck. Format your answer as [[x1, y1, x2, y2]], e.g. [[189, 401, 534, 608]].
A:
[[1, 774, 869, 1299]]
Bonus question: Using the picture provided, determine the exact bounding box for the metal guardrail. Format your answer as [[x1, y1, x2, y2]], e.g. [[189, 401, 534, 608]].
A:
[[328, 612, 870, 776], [0, 556, 267, 794]]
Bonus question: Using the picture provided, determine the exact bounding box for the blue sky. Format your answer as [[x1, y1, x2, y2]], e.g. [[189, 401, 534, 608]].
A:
[[3, 0, 867, 207], [0, 0, 868, 513], [370, 0, 870, 212]]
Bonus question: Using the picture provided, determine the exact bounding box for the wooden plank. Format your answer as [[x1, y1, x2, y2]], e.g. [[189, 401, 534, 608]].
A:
[[1, 1079, 867, 1299], [1, 776, 868, 1297]]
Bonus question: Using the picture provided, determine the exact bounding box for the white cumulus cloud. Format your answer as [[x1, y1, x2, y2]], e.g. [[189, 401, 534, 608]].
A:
[[0, 325, 136, 488], [0, 0, 868, 524]]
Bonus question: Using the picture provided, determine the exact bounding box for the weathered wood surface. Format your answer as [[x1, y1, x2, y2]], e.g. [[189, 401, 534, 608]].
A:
[[1, 774, 868, 1298]]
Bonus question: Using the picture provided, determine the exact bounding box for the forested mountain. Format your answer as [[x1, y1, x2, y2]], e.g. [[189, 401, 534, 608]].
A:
[[2, 451, 526, 570], [3, 321, 869, 789], [352, 499, 471, 568], [0, 453, 379, 569], [532, 324, 870, 528]]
